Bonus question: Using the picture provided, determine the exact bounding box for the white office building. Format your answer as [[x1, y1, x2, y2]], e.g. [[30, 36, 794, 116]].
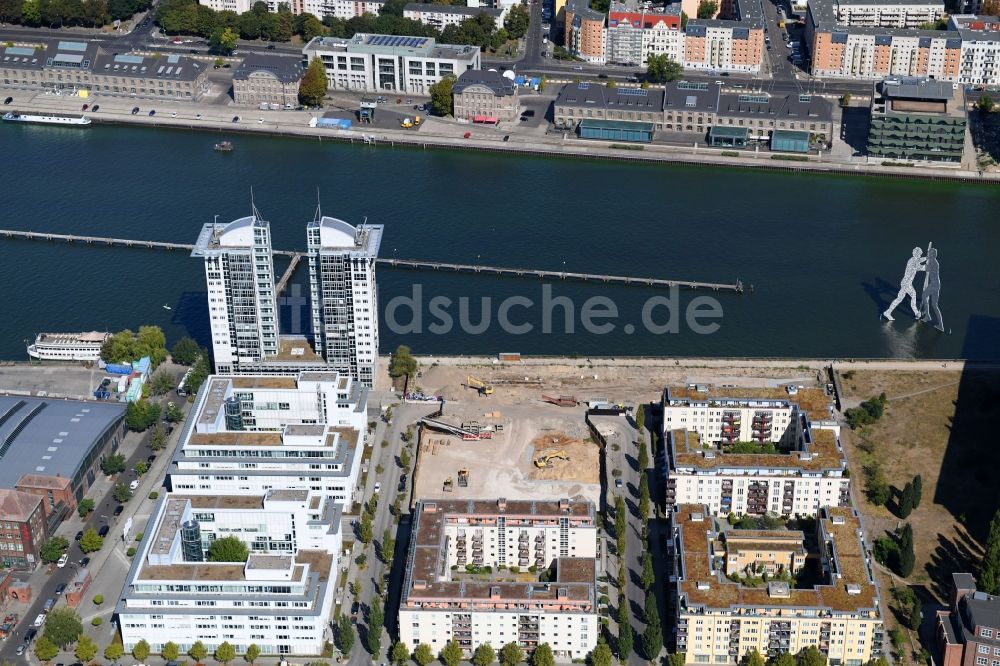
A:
[[117, 490, 342, 657], [399, 498, 600, 661], [661, 385, 851, 518], [168, 372, 367, 506], [302, 33, 481, 94], [192, 212, 278, 374], [306, 216, 382, 389]]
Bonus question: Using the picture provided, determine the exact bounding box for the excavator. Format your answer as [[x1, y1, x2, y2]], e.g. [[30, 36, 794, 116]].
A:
[[443, 477, 454, 492], [533, 450, 570, 468], [465, 375, 494, 396], [457, 468, 470, 487]]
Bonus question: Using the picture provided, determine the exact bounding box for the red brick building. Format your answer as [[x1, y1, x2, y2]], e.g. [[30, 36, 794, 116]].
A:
[[15, 474, 75, 523], [0, 490, 47, 569], [938, 573, 1000, 666]]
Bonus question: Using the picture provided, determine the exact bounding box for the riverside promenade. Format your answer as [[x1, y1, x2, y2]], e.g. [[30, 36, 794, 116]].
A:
[[8, 89, 1000, 184]]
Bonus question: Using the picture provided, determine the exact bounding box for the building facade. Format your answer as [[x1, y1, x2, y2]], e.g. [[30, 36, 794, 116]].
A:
[[671, 505, 885, 666], [402, 3, 504, 29], [867, 77, 967, 164], [168, 372, 367, 507], [452, 69, 520, 122], [661, 385, 849, 517], [0, 40, 210, 100], [233, 55, 303, 108], [937, 573, 1000, 666], [306, 217, 382, 388], [302, 34, 481, 94], [117, 491, 342, 656], [0, 490, 47, 569], [192, 213, 279, 375], [399, 499, 600, 660], [564, 0, 608, 63]]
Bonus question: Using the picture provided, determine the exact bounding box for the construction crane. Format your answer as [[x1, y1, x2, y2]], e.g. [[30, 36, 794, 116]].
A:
[[533, 450, 570, 468], [457, 468, 470, 487], [465, 375, 494, 396]]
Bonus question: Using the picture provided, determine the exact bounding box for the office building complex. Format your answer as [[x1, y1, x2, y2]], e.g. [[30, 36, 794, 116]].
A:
[[937, 573, 1000, 666], [117, 491, 342, 656], [302, 34, 481, 94], [168, 372, 366, 506], [399, 499, 600, 660], [192, 213, 279, 374], [867, 77, 968, 164], [306, 217, 382, 389], [670, 505, 885, 665], [660, 385, 849, 517]]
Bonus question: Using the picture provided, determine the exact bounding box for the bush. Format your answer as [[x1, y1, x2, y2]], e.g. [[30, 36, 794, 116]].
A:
[[93, 594, 104, 605], [845, 393, 887, 429], [91, 617, 103, 626], [771, 154, 810, 161], [126, 547, 137, 556], [149, 491, 159, 500], [721, 150, 741, 157]]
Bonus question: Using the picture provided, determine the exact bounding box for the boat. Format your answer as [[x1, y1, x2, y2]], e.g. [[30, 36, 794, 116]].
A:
[[214, 141, 233, 152], [26, 331, 109, 362], [162, 304, 172, 310], [2, 112, 91, 126]]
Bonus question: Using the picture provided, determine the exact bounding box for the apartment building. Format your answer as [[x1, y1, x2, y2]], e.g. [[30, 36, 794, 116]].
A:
[[399, 499, 600, 661], [117, 491, 341, 656], [661, 385, 849, 518], [564, 0, 608, 63], [233, 54, 303, 108], [670, 505, 885, 666], [302, 34, 481, 94], [301, 0, 385, 18], [806, 0, 1000, 84], [452, 68, 520, 122], [168, 372, 367, 506], [606, 0, 683, 66], [403, 3, 504, 29], [0, 40, 210, 101], [0, 490, 47, 569], [192, 213, 278, 374], [306, 216, 382, 388], [937, 573, 1000, 666], [867, 77, 967, 164]]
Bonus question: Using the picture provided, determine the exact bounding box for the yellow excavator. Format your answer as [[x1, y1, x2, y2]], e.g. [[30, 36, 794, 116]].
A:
[[534, 450, 570, 468], [465, 375, 494, 396]]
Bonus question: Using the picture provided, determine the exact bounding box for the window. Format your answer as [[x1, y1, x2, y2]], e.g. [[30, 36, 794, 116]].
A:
[[981, 646, 990, 655], [976, 658, 988, 666]]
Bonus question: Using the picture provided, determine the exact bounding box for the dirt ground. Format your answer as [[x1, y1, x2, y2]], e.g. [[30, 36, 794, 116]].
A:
[[839, 368, 1000, 606], [528, 432, 600, 483]]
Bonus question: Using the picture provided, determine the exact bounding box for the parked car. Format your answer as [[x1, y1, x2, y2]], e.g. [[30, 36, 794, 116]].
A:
[[131, 106, 140, 114], [81, 103, 88, 111], [32, 614, 44, 628], [91, 104, 99, 112], [5, 96, 15, 104], [75, 530, 83, 541], [98, 525, 109, 538], [147, 455, 156, 464], [232, 115, 240, 122], [615, 478, 623, 488], [129, 479, 140, 490], [148, 109, 156, 116], [79, 557, 90, 568], [56, 554, 69, 568], [15, 643, 26, 656], [54, 583, 66, 596], [502, 135, 510, 142], [114, 505, 125, 517], [373, 481, 381, 493]]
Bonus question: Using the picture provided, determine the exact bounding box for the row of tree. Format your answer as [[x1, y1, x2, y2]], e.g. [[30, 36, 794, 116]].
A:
[[0, 0, 148, 28], [383, 639, 563, 666], [101, 637, 261, 664], [101, 325, 169, 367]]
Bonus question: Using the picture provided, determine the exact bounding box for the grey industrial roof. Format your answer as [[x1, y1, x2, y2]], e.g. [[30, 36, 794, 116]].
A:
[[964, 590, 1000, 632], [234, 53, 303, 84], [404, 3, 502, 17], [882, 77, 953, 101], [93, 51, 204, 81], [0, 395, 125, 488], [453, 69, 517, 96], [717, 92, 834, 121], [556, 81, 668, 111], [687, 0, 764, 31]]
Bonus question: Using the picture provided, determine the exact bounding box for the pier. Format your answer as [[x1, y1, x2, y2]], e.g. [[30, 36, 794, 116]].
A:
[[0, 229, 744, 292]]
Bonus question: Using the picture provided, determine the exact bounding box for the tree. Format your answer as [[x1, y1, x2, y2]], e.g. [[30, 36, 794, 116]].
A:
[[114, 482, 133, 504], [796, 646, 826, 666], [745, 648, 766, 666], [641, 550, 655, 589], [80, 527, 104, 553], [503, 2, 528, 37], [133, 639, 151, 661], [839, 92, 852, 108], [391, 641, 411, 665], [643, 591, 662, 659], [150, 369, 176, 395], [245, 643, 261, 664], [104, 642, 124, 662], [135, 461, 149, 476], [588, 637, 613, 666], [981, 509, 1000, 595], [532, 643, 555, 666], [389, 344, 419, 379], [211, 25, 239, 53], [165, 401, 184, 423], [907, 592, 923, 630], [380, 527, 396, 563], [215, 641, 237, 664], [771, 653, 797, 666], [39, 536, 69, 564], [440, 640, 464, 666], [101, 329, 138, 363], [639, 472, 651, 520], [864, 462, 891, 507], [189, 640, 208, 662], [77, 498, 95, 517], [359, 511, 374, 545], [75, 634, 99, 662], [646, 53, 683, 83], [912, 474, 922, 508], [125, 399, 161, 431], [299, 56, 328, 106], [618, 618, 633, 660], [150, 423, 168, 451], [898, 523, 915, 577], [368, 595, 384, 655], [35, 636, 59, 661], [101, 452, 127, 475], [400, 447, 412, 471], [499, 642, 524, 666], [977, 94, 996, 114], [697, 0, 717, 16], [208, 535, 250, 562], [429, 75, 456, 116], [171, 336, 201, 364], [637, 437, 649, 471], [898, 481, 914, 518], [473, 643, 497, 666], [669, 653, 687, 666], [866, 659, 889, 666], [162, 641, 180, 661], [414, 643, 436, 666], [337, 614, 355, 653]]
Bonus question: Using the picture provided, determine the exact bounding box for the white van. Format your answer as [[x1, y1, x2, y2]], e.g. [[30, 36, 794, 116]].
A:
[[33, 614, 44, 628]]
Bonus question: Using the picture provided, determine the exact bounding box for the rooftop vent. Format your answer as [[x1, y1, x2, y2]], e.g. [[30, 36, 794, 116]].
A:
[[846, 583, 862, 595], [831, 515, 846, 525], [768, 581, 791, 598], [697, 581, 711, 590], [690, 512, 704, 522]]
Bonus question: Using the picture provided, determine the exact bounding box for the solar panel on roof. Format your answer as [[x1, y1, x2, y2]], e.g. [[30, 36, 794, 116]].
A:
[[57, 41, 87, 52], [677, 81, 708, 90], [114, 54, 144, 64], [54, 53, 84, 64], [738, 93, 770, 103], [6, 47, 35, 56], [618, 87, 647, 96]]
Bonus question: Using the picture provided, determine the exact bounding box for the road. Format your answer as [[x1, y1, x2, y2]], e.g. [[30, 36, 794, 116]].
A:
[[0, 368, 186, 660]]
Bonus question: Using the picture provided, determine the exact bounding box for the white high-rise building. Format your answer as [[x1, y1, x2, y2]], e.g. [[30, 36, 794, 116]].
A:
[[306, 216, 383, 388], [192, 212, 278, 374], [117, 490, 342, 657]]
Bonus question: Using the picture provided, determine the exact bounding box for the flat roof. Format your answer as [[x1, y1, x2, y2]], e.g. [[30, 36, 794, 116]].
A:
[[670, 427, 844, 472], [0, 395, 125, 488], [579, 118, 656, 131], [665, 385, 834, 422]]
